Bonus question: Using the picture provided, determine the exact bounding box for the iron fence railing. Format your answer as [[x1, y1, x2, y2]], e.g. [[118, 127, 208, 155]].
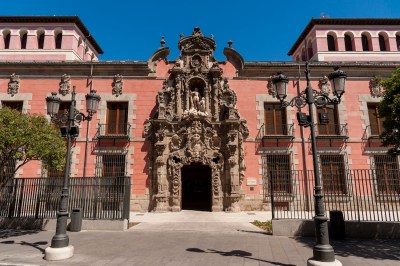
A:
[[265, 169, 400, 222], [0, 176, 130, 220]]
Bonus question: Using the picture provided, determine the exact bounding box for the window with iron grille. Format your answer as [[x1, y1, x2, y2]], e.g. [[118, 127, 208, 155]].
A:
[[101, 155, 126, 177], [106, 102, 128, 135], [317, 104, 339, 135], [320, 154, 347, 194], [374, 155, 399, 194], [263, 154, 292, 194], [264, 103, 287, 135], [367, 103, 384, 136]]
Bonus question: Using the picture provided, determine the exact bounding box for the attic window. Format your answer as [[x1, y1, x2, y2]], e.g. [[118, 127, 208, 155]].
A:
[[379, 34, 387, 51], [4, 32, 10, 49], [396, 34, 400, 51], [344, 34, 353, 51], [327, 34, 336, 51], [55, 32, 62, 49], [21, 33, 27, 49], [361, 33, 370, 51], [38, 33, 45, 49]]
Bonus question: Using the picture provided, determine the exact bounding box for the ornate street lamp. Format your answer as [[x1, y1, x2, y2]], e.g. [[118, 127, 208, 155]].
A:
[[271, 62, 346, 265], [44, 86, 100, 261]]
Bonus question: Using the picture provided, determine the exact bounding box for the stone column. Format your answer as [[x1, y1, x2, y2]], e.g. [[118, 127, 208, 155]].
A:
[[204, 87, 210, 115], [176, 77, 182, 117]]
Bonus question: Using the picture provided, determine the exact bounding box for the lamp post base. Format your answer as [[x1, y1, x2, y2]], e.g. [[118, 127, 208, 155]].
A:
[[45, 245, 74, 261], [307, 258, 342, 266]]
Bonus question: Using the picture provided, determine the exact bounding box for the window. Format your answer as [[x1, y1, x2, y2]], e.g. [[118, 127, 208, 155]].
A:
[[102, 155, 126, 177], [307, 40, 313, 60], [55, 32, 62, 49], [379, 34, 387, 51], [317, 104, 339, 135], [362, 34, 370, 51], [327, 34, 336, 51], [264, 103, 287, 135], [344, 34, 353, 51], [106, 102, 128, 135], [264, 154, 292, 194], [38, 33, 45, 49], [396, 34, 400, 51], [367, 103, 384, 136], [374, 155, 399, 194], [1, 101, 23, 112], [4, 32, 10, 49], [21, 33, 27, 49], [320, 154, 347, 194]]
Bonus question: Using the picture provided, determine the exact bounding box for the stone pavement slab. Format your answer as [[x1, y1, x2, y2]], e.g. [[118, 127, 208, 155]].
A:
[[0, 212, 399, 266]]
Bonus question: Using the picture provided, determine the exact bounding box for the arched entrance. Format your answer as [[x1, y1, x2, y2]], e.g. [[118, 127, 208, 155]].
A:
[[181, 163, 211, 211]]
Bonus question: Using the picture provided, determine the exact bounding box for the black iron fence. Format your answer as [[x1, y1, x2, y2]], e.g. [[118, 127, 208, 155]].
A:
[[0, 176, 130, 220], [266, 169, 400, 222]]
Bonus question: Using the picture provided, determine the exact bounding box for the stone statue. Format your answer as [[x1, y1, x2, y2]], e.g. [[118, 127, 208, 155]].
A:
[[190, 88, 200, 110]]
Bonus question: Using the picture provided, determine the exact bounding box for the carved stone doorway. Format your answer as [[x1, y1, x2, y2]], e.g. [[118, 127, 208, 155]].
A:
[[181, 163, 211, 211]]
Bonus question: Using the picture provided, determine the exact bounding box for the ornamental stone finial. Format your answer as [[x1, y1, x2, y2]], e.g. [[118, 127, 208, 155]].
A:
[[160, 36, 166, 48], [228, 40, 233, 48]]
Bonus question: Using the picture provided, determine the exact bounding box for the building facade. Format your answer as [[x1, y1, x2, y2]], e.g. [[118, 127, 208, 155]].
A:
[[0, 17, 399, 213]]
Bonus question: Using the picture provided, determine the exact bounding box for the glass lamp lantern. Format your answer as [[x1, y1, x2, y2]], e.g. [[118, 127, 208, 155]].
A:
[[46, 92, 61, 116], [328, 67, 347, 98], [85, 90, 101, 115], [272, 73, 289, 101]]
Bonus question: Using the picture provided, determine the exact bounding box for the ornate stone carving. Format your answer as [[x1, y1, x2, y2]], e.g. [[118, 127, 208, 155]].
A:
[[112, 74, 123, 97], [8, 73, 20, 96], [59, 74, 71, 96], [146, 27, 248, 212], [318, 76, 330, 96], [369, 77, 383, 98], [267, 78, 276, 97]]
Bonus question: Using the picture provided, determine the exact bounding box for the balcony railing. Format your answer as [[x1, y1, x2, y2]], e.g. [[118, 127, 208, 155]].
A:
[[257, 123, 294, 140], [316, 123, 348, 139], [96, 123, 131, 140], [362, 125, 386, 149]]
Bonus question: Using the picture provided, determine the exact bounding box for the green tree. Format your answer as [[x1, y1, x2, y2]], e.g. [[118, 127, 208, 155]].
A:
[[0, 107, 66, 190], [378, 68, 400, 156]]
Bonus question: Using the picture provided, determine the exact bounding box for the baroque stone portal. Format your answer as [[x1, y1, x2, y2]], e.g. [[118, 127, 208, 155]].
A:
[[144, 27, 248, 212]]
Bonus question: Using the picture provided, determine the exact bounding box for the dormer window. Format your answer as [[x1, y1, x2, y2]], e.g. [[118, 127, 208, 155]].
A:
[[55, 32, 62, 49], [20, 32, 27, 49], [38, 32, 45, 49], [327, 34, 336, 51], [379, 33, 387, 51], [344, 33, 353, 51], [4, 31, 10, 49], [361, 33, 371, 51]]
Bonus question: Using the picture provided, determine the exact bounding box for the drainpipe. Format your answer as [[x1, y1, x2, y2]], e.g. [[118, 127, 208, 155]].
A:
[[297, 63, 311, 212]]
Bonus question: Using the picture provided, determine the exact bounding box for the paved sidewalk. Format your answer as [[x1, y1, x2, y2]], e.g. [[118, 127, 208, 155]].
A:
[[0, 211, 399, 266]]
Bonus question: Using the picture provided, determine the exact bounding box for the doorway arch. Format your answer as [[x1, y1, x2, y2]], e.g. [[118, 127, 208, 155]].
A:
[[181, 163, 211, 211]]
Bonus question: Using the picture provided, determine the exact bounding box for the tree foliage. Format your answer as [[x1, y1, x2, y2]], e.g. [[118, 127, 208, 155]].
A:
[[378, 67, 400, 156], [0, 107, 66, 189]]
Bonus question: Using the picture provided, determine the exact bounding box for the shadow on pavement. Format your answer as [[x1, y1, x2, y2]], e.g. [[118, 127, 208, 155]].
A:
[[0, 229, 41, 238], [186, 248, 296, 266], [237, 229, 272, 235], [1, 239, 48, 254], [293, 237, 400, 261]]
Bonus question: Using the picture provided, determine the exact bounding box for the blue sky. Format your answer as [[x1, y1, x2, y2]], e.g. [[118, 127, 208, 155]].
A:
[[2, 0, 400, 61]]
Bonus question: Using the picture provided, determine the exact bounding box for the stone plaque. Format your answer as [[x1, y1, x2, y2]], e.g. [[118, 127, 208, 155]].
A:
[[246, 178, 257, 186]]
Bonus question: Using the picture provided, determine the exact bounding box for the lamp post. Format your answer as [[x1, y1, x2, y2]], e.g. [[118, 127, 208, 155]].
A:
[[271, 62, 346, 265], [44, 86, 100, 261]]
